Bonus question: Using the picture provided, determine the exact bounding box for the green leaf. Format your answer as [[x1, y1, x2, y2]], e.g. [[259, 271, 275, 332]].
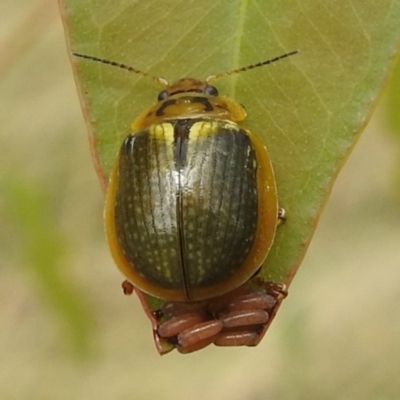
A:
[[59, 0, 400, 288]]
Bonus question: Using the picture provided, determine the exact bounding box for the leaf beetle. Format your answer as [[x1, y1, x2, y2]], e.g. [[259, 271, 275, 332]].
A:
[[73, 50, 297, 354]]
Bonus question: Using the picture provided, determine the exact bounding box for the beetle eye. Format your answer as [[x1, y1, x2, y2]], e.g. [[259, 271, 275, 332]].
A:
[[158, 90, 169, 101], [204, 85, 218, 96]]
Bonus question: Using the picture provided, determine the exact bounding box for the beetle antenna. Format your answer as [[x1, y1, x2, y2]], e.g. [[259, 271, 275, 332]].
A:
[[72, 53, 169, 86], [206, 50, 299, 83]]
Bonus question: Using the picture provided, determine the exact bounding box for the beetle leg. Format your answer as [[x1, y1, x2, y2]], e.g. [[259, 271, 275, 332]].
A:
[[278, 208, 286, 222], [121, 280, 135, 295], [264, 281, 288, 299]]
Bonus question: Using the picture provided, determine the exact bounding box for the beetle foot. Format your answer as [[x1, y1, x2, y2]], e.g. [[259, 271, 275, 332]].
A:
[[121, 280, 135, 295], [263, 281, 288, 300], [278, 208, 286, 222]]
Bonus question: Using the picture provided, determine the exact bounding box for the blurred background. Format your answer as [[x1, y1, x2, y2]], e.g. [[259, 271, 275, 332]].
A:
[[1, 1, 400, 399]]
